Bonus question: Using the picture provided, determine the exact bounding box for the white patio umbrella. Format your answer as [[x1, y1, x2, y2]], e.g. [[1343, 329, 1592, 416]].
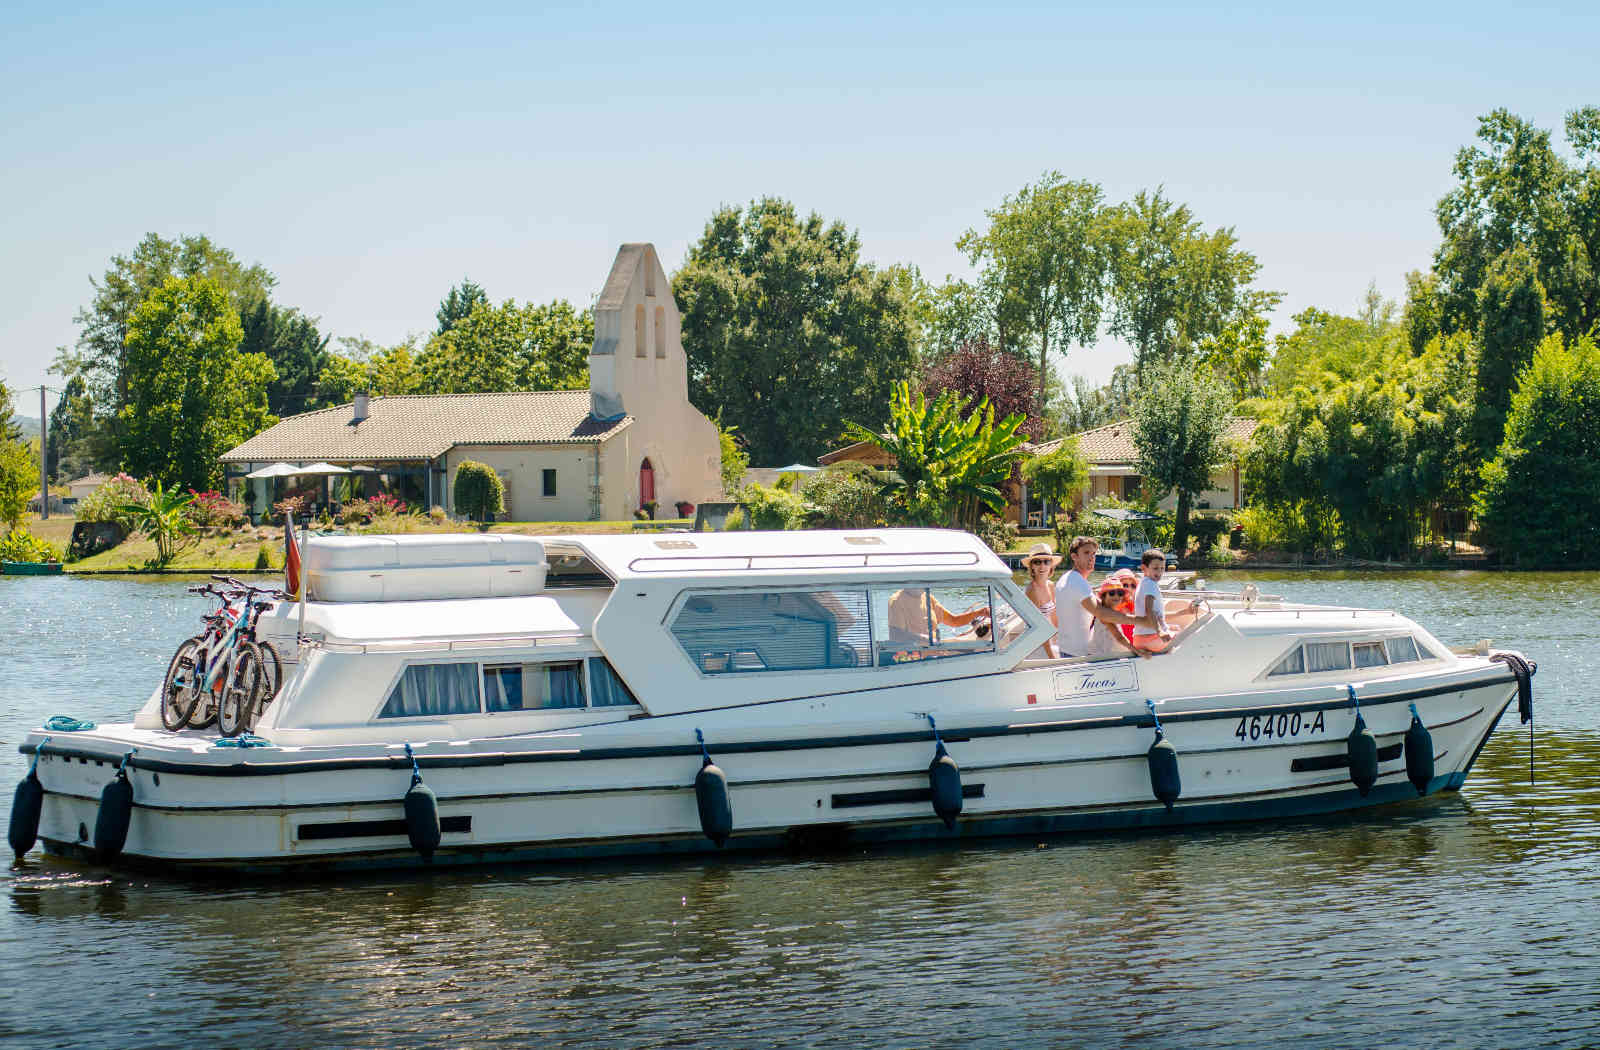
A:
[[245, 462, 301, 479], [775, 463, 820, 474], [295, 462, 352, 476]]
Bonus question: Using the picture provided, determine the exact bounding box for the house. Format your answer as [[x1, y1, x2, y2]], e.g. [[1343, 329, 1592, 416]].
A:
[[220, 244, 723, 521], [66, 472, 111, 501], [1019, 417, 1259, 529]]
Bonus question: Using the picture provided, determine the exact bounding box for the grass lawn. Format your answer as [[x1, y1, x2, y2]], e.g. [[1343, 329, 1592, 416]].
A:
[[20, 512, 76, 550]]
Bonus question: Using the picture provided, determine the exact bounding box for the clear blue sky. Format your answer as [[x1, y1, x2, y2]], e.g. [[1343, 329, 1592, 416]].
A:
[[2, 1, 1594, 417]]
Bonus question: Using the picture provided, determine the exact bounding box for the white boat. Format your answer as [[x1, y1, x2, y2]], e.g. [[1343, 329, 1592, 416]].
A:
[[11, 529, 1536, 873]]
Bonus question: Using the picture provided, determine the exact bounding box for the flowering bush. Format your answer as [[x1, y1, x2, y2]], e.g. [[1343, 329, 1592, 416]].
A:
[[272, 494, 310, 520], [75, 473, 150, 530], [186, 489, 245, 529], [368, 492, 409, 516], [338, 499, 371, 525]]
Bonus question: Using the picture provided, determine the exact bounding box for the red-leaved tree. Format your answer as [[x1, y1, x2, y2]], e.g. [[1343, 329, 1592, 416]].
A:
[[922, 338, 1044, 441]]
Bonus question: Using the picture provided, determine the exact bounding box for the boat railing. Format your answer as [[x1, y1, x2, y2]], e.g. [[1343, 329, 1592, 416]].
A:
[[626, 550, 982, 574], [310, 633, 587, 655]]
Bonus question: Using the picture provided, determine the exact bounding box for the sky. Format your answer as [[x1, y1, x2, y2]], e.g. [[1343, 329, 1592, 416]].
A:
[[2, 0, 1595, 419]]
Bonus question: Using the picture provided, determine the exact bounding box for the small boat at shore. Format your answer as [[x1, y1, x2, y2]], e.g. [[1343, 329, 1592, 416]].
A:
[[11, 529, 1535, 873]]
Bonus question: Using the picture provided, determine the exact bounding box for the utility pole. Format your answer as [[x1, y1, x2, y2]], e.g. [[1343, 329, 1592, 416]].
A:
[[38, 385, 48, 520]]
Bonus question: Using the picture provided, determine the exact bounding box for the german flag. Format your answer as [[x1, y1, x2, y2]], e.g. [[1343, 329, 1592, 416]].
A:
[[284, 513, 303, 599]]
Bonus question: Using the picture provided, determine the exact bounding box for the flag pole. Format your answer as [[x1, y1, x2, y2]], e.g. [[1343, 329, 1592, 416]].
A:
[[292, 513, 307, 644]]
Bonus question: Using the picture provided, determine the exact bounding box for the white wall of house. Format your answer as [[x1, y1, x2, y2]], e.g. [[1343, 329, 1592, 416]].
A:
[[588, 244, 722, 517], [445, 444, 602, 522]]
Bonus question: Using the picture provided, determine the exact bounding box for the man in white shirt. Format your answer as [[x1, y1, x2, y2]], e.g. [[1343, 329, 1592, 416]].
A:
[[1053, 536, 1138, 657]]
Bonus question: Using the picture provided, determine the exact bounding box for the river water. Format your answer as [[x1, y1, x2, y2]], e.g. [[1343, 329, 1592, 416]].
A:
[[1, 571, 1596, 1049]]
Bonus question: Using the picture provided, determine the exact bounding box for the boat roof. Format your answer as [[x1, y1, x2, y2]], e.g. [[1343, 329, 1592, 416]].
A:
[[303, 595, 581, 643], [572, 528, 1009, 582]]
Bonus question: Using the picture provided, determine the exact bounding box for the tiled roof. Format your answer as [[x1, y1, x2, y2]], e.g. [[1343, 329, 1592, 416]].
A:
[[1027, 417, 1258, 464], [220, 391, 632, 463]]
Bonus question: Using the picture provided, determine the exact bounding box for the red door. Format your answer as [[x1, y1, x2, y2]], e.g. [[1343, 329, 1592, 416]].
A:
[[639, 459, 655, 506]]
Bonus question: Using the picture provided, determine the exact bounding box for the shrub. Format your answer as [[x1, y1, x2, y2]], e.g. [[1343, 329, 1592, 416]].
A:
[[76, 473, 150, 530], [803, 466, 891, 529], [186, 489, 244, 529], [338, 499, 371, 525], [974, 517, 1019, 554], [1233, 503, 1328, 554], [429, 505, 447, 523], [272, 494, 310, 521], [721, 507, 745, 531], [0, 529, 60, 563], [368, 492, 409, 516], [254, 543, 272, 570], [454, 461, 504, 523], [739, 483, 806, 530]]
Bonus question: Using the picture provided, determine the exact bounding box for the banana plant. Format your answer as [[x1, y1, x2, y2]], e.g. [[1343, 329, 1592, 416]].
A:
[[117, 480, 196, 566]]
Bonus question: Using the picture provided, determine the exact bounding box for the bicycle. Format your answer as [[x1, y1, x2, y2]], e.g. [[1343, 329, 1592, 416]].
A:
[[160, 585, 267, 736], [211, 576, 290, 705]]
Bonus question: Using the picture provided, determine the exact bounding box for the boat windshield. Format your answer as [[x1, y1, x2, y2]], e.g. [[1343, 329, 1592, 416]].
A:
[[545, 542, 613, 588]]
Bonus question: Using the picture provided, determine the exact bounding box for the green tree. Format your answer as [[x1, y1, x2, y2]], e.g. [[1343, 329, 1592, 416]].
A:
[[436, 278, 489, 335], [1132, 359, 1234, 560], [718, 420, 749, 496], [45, 374, 95, 480], [0, 379, 21, 443], [419, 299, 591, 394], [0, 437, 35, 529], [1020, 438, 1089, 512], [959, 172, 1105, 411], [63, 233, 275, 416], [1472, 244, 1548, 457], [675, 198, 918, 464], [1104, 189, 1273, 375], [320, 338, 427, 403], [1475, 334, 1600, 562], [239, 300, 331, 415], [1433, 108, 1599, 341], [845, 381, 1028, 529], [454, 460, 504, 523], [119, 276, 277, 490]]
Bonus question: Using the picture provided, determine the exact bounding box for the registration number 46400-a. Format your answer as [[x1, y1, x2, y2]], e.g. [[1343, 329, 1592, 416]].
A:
[[1234, 710, 1326, 741]]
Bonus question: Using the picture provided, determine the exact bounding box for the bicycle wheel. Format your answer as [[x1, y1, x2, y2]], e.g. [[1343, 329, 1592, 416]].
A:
[[189, 649, 220, 730], [219, 643, 263, 738], [161, 638, 203, 731], [256, 640, 283, 702]]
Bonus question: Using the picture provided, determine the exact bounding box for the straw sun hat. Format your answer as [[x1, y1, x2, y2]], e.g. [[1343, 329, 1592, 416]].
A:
[[1024, 542, 1063, 569]]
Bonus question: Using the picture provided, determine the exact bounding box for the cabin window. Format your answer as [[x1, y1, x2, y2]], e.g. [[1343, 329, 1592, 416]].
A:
[[1267, 646, 1306, 677], [379, 663, 481, 718], [589, 657, 640, 706], [1305, 641, 1352, 673], [1387, 636, 1422, 663], [1353, 641, 1389, 669], [870, 585, 995, 666], [483, 661, 586, 711], [670, 589, 871, 674], [989, 592, 1031, 651]]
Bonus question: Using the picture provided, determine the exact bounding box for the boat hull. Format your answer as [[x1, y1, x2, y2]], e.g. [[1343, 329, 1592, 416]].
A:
[[23, 672, 1519, 875]]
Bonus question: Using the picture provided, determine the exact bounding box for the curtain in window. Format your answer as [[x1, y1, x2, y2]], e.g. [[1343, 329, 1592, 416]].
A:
[[589, 659, 639, 707], [380, 663, 481, 718], [1305, 642, 1351, 673]]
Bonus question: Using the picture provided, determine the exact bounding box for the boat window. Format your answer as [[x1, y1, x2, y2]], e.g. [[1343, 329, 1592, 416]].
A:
[[871, 585, 994, 666], [1387, 636, 1421, 663], [378, 663, 481, 718], [670, 589, 871, 674], [1305, 641, 1352, 673], [1268, 646, 1305, 677], [483, 661, 585, 711], [1353, 641, 1389, 669], [589, 657, 640, 707], [989, 591, 1030, 651]]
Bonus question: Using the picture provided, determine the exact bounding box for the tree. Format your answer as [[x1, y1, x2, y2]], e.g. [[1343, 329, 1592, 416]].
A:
[[844, 381, 1028, 529], [118, 276, 277, 491], [921, 337, 1042, 439], [0, 379, 21, 443], [958, 172, 1105, 411], [454, 460, 504, 523], [320, 338, 427, 403], [64, 233, 275, 417], [116, 480, 195, 566], [1473, 245, 1548, 457], [1475, 334, 1600, 562], [1104, 188, 1272, 375], [1053, 368, 1136, 435], [418, 299, 591, 394], [436, 279, 489, 335], [717, 420, 749, 497], [1132, 359, 1234, 560], [239, 300, 331, 415], [1433, 108, 1599, 341], [45, 374, 97, 481], [1020, 439, 1089, 513], [674, 198, 918, 464], [0, 437, 34, 529]]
